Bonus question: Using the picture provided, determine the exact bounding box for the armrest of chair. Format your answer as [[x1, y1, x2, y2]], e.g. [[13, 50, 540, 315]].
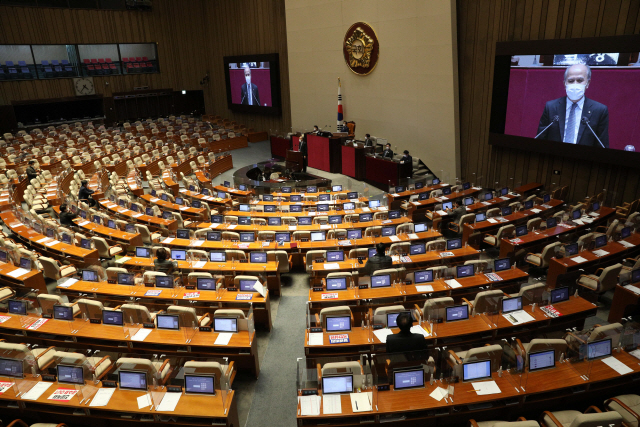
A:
[[577, 274, 601, 290], [525, 252, 542, 266], [605, 397, 640, 420], [198, 312, 211, 326], [585, 406, 602, 413], [541, 411, 564, 427], [468, 421, 480, 427], [595, 225, 608, 233], [461, 297, 473, 309], [6, 420, 30, 427], [157, 359, 171, 384], [515, 338, 526, 356], [317, 363, 322, 385], [94, 355, 112, 380], [517, 417, 528, 421], [448, 349, 462, 365]]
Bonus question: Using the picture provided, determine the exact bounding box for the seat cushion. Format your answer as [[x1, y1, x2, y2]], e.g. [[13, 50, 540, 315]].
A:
[[484, 236, 496, 245], [606, 394, 640, 427], [32, 347, 56, 369], [109, 247, 123, 256], [88, 356, 111, 378], [578, 274, 599, 290], [525, 254, 542, 266]]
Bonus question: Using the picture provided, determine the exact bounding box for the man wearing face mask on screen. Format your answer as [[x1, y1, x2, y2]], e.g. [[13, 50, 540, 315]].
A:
[[536, 63, 608, 148], [240, 65, 261, 106]]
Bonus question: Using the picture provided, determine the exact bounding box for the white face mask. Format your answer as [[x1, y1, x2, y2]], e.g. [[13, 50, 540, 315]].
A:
[[565, 83, 585, 102], [245, 74, 251, 84]]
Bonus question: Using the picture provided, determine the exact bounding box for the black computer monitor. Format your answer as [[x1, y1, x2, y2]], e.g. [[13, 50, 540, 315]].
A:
[[196, 277, 217, 291], [419, 192, 428, 201], [119, 199, 127, 207], [632, 268, 640, 284], [395, 186, 404, 193], [156, 314, 180, 330], [103, 310, 124, 326], [524, 200, 534, 210], [592, 201, 600, 211], [264, 205, 276, 213], [565, 243, 578, 256], [61, 234, 73, 244], [82, 269, 99, 282], [368, 247, 377, 258], [145, 207, 154, 216], [550, 287, 570, 304], [135, 246, 151, 258], [79, 210, 87, 219], [332, 185, 343, 192], [238, 217, 251, 225], [207, 231, 222, 241], [185, 374, 216, 395], [501, 206, 512, 216], [8, 299, 27, 315], [594, 235, 607, 248], [432, 178, 440, 184], [275, 232, 290, 242], [414, 223, 427, 232], [209, 251, 226, 262], [298, 216, 312, 225], [343, 202, 355, 210], [290, 204, 302, 213], [250, 252, 267, 263], [176, 229, 190, 239], [240, 232, 255, 242], [494, 258, 511, 272], [326, 251, 344, 262], [162, 211, 173, 220], [175, 197, 184, 205], [462, 359, 492, 382], [462, 182, 471, 190], [0, 250, 7, 263], [442, 201, 453, 210], [502, 296, 522, 314], [322, 374, 353, 395], [587, 338, 612, 360], [224, 181, 230, 187], [161, 194, 168, 201], [359, 213, 372, 222], [281, 186, 291, 193], [202, 188, 210, 196], [317, 204, 329, 212], [46, 227, 55, 238], [442, 187, 452, 196], [515, 225, 528, 237], [485, 192, 493, 201], [572, 210, 581, 220], [92, 215, 102, 224], [415, 182, 424, 189], [501, 187, 509, 196], [119, 370, 147, 391], [107, 219, 116, 229], [371, 274, 391, 288], [326, 277, 347, 290], [268, 217, 282, 226], [456, 265, 474, 278], [307, 186, 317, 193], [189, 185, 196, 192], [0, 357, 23, 378], [543, 194, 551, 203], [239, 279, 259, 292], [217, 192, 226, 199], [447, 238, 462, 250], [528, 349, 556, 372], [171, 249, 187, 260], [239, 204, 250, 212], [263, 195, 274, 202], [238, 184, 247, 191], [621, 226, 631, 239], [211, 215, 223, 223], [155, 275, 174, 288], [57, 364, 84, 385], [80, 238, 92, 249], [118, 272, 135, 285], [446, 305, 469, 322], [328, 215, 342, 224], [319, 194, 330, 202], [546, 217, 557, 228], [311, 232, 326, 242], [388, 210, 400, 219], [410, 243, 426, 255], [125, 224, 136, 233], [291, 195, 302, 202], [386, 311, 411, 328], [414, 270, 433, 284], [213, 317, 238, 332], [347, 191, 358, 199], [382, 226, 396, 236], [463, 197, 474, 206], [347, 229, 362, 240], [325, 315, 351, 332], [53, 305, 74, 321], [192, 200, 201, 208]]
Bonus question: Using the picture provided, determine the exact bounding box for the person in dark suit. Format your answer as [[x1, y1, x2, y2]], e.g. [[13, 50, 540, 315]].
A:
[[240, 65, 261, 106], [386, 312, 425, 354], [400, 150, 413, 177], [26, 160, 39, 182], [299, 134, 308, 173], [536, 64, 609, 148], [381, 143, 393, 159], [364, 134, 373, 147], [58, 204, 77, 227], [78, 180, 96, 208], [362, 243, 393, 276]]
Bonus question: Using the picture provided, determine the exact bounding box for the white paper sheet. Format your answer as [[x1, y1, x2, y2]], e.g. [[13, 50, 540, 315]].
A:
[[89, 387, 116, 407], [601, 356, 633, 375], [630, 349, 640, 360], [619, 240, 636, 248], [593, 249, 610, 257], [58, 278, 78, 288], [411, 325, 430, 337], [137, 393, 151, 409], [45, 240, 60, 247], [373, 328, 394, 343], [308, 333, 324, 346], [502, 310, 535, 325], [430, 387, 448, 401], [179, 206, 189, 211], [487, 218, 498, 224], [193, 260, 206, 268], [530, 208, 542, 213], [36, 237, 50, 243], [323, 263, 340, 270], [253, 281, 267, 297], [323, 394, 342, 414], [78, 221, 91, 226], [214, 332, 233, 346], [389, 235, 400, 242], [408, 233, 419, 239], [300, 395, 321, 416], [416, 285, 434, 293], [131, 328, 152, 342], [228, 224, 237, 229], [436, 210, 448, 216], [624, 285, 640, 295], [570, 256, 588, 263], [162, 238, 175, 244], [350, 392, 372, 412], [116, 256, 132, 264], [445, 279, 462, 289], [132, 213, 143, 218], [156, 392, 181, 412], [7, 268, 30, 278], [21, 382, 53, 400], [472, 380, 501, 395]]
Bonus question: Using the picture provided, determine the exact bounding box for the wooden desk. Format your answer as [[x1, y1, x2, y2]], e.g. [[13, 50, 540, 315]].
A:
[[341, 144, 366, 180], [0, 376, 238, 427], [213, 185, 254, 199], [99, 200, 177, 232], [196, 216, 413, 233], [52, 206, 144, 247], [407, 188, 483, 222], [387, 183, 452, 207], [307, 134, 343, 173], [547, 232, 640, 287], [140, 194, 206, 220], [270, 135, 290, 158], [365, 156, 412, 188], [608, 284, 640, 322], [178, 189, 233, 211], [514, 182, 544, 195], [206, 154, 233, 179], [0, 313, 260, 378], [0, 262, 47, 294], [161, 170, 180, 195], [126, 170, 144, 196], [248, 130, 268, 142]]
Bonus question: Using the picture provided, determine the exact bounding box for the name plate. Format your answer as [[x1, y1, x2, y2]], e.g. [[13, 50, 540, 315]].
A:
[[199, 326, 212, 332], [90, 318, 101, 324], [143, 323, 155, 328], [328, 334, 350, 344], [236, 293, 253, 300], [321, 293, 338, 299], [359, 284, 368, 289], [312, 287, 324, 292]]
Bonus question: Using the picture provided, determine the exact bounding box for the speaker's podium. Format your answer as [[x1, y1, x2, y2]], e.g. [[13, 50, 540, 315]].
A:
[[307, 133, 345, 173], [286, 149, 303, 172]]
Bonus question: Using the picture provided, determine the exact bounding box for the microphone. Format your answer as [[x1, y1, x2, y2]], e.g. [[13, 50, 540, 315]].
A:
[[581, 117, 605, 148], [534, 115, 559, 139], [240, 91, 246, 104]]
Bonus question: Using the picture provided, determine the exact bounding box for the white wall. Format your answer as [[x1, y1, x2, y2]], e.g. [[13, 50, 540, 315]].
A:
[[285, 0, 460, 181]]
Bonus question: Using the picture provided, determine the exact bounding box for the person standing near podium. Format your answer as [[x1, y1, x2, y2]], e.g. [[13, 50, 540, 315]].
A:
[[400, 150, 413, 177], [299, 134, 308, 173], [382, 143, 394, 159]]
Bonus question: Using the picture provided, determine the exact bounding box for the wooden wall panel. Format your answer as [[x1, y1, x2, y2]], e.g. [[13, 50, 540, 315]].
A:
[[0, 0, 291, 134], [457, 0, 640, 207]]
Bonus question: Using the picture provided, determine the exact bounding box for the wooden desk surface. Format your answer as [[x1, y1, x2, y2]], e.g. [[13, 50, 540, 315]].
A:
[[196, 216, 412, 232], [406, 187, 482, 212], [431, 193, 521, 221], [213, 184, 253, 198], [223, 206, 383, 218], [122, 256, 280, 273], [179, 189, 233, 208], [140, 194, 206, 216], [247, 197, 370, 208], [51, 206, 143, 247], [0, 262, 47, 293], [100, 200, 178, 231], [386, 183, 451, 203]]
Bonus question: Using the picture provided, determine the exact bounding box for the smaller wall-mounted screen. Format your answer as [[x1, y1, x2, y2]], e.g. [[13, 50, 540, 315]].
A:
[[224, 53, 281, 116]]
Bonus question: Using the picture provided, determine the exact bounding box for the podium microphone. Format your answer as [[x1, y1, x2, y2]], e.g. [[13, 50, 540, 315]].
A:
[[240, 92, 246, 104], [581, 117, 605, 148], [534, 115, 559, 139]]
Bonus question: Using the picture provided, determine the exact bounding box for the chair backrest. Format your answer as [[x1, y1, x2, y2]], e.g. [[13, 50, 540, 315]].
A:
[[471, 289, 504, 315], [525, 338, 567, 364], [596, 263, 622, 292], [423, 297, 454, 320], [121, 304, 154, 323], [319, 306, 351, 324], [569, 412, 623, 427], [306, 250, 326, 267], [589, 322, 623, 342], [38, 256, 61, 280], [37, 294, 65, 316], [76, 298, 106, 319], [373, 305, 407, 325], [538, 241, 562, 267]]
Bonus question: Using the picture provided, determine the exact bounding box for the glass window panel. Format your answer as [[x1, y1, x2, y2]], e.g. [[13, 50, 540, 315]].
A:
[[118, 43, 158, 74], [32, 45, 78, 79], [0, 45, 35, 80], [78, 44, 121, 76]]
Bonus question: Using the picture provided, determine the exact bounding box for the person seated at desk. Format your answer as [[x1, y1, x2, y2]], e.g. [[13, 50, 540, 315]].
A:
[[154, 248, 175, 274], [312, 125, 319, 134], [58, 203, 77, 227], [362, 243, 393, 276], [364, 134, 374, 147], [78, 180, 97, 208], [26, 160, 39, 182], [337, 121, 349, 132], [386, 312, 425, 353], [381, 143, 394, 159], [442, 200, 467, 233]]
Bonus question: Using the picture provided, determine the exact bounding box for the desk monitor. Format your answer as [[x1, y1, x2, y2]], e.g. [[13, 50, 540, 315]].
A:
[[156, 275, 174, 289], [239, 204, 249, 212], [432, 178, 440, 185], [442, 201, 453, 210], [175, 197, 184, 205], [0, 357, 23, 378], [119, 370, 147, 391], [8, 299, 27, 315], [543, 194, 551, 203], [443, 187, 452, 196], [501, 206, 512, 216], [462, 182, 471, 190], [57, 364, 84, 385], [291, 195, 302, 202], [211, 214, 223, 223], [371, 274, 391, 288], [210, 251, 226, 262], [382, 226, 396, 236], [594, 235, 607, 248], [213, 317, 238, 333], [298, 216, 312, 225], [185, 374, 216, 395], [347, 192, 358, 199], [162, 211, 173, 220], [250, 252, 267, 263], [632, 268, 640, 284], [290, 204, 302, 213], [410, 243, 426, 255], [319, 194, 330, 202], [515, 225, 528, 237], [415, 270, 433, 284], [333, 185, 343, 192], [347, 229, 362, 239], [343, 202, 355, 210], [463, 197, 474, 206], [387, 311, 411, 328], [329, 215, 342, 224], [359, 213, 372, 222], [263, 195, 274, 202], [485, 192, 493, 201], [197, 277, 217, 290], [82, 269, 99, 282], [419, 192, 428, 201], [144, 206, 154, 216], [224, 181, 230, 187], [388, 210, 400, 219], [326, 251, 344, 262], [446, 305, 469, 322], [325, 315, 351, 332], [528, 349, 556, 372], [107, 219, 116, 229], [501, 187, 509, 196], [546, 217, 557, 229], [239, 217, 251, 225], [240, 232, 255, 242], [268, 217, 282, 226], [572, 209, 581, 220], [207, 231, 222, 241], [494, 258, 511, 272], [61, 234, 73, 244], [156, 314, 180, 330], [161, 194, 168, 201], [176, 229, 190, 239], [125, 224, 136, 234], [317, 204, 329, 212], [462, 359, 492, 382], [564, 243, 578, 256], [311, 232, 326, 242], [368, 247, 378, 258], [395, 186, 404, 193], [456, 265, 474, 278], [592, 201, 600, 211], [135, 247, 151, 258], [103, 310, 124, 326], [275, 232, 290, 242], [587, 338, 612, 360], [93, 215, 102, 224], [189, 185, 196, 192], [80, 238, 92, 250], [621, 226, 631, 239], [307, 186, 317, 193], [217, 192, 226, 199], [550, 287, 570, 304], [415, 182, 425, 189], [33, 222, 42, 234], [0, 249, 6, 263], [79, 209, 87, 219], [524, 200, 534, 210], [46, 227, 55, 238], [502, 296, 522, 314], [151, 189, 157, 196], [368, 200, 380, 209], [281, 186, 292, 193], [239, 279, 258, 292], [53, 305, 74, 321], [119, 199, 127, 207], [171, 249, 187, 260], [447, 238, 462, 250], [264, 205, 276, 213], [192, 200, 202, 209], [326, 277, 347, 290], [414, 223, 427, 233], [238, 184, 247, 191], [322, 374, 353, 395], [118, 272, 135, 285]]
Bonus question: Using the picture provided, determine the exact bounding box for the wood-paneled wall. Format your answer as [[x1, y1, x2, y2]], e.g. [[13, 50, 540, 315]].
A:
[[457, 0, 640, 207], [0, 0, 291, 133]]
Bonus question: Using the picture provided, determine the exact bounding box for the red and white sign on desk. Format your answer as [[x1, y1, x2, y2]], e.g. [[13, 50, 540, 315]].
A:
[[321, 293, 338, 300]]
